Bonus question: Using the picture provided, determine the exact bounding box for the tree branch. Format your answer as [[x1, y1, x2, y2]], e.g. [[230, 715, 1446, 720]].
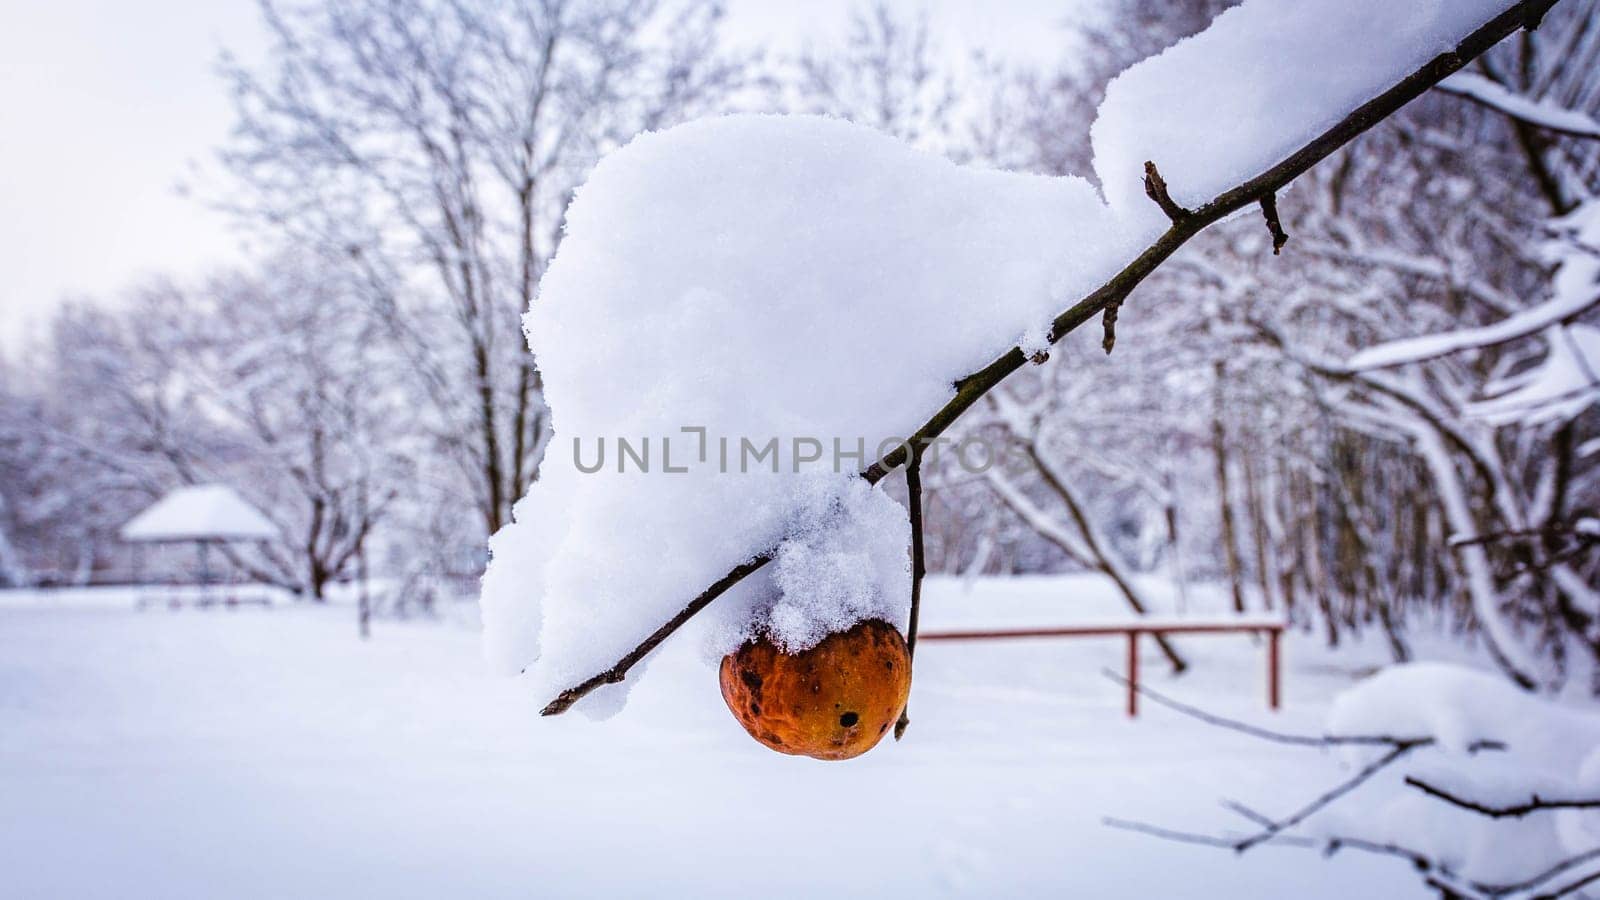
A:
[[539, 0, 1559, 715], [1102, 669, 1505, 752], [539, 555, 772, 715], [1099, 673, 1600, 899], [1405, 777, 1600, 819], [894, 441, 926, 740], [1260, 192, 1289, 254], [1142, 160, 1191, 222], [1103, 817, 1487, 898], [1234, 743, 1419, 852]]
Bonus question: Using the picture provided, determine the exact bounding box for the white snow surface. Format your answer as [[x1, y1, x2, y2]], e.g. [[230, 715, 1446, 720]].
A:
[[1090, 0, 1509, 216], [482, 0, 1524, 712], [0, 577, 1483, 898], [120, 484, 280, 542]]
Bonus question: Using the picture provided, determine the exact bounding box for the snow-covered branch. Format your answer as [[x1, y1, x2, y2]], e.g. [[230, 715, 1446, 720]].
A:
[[1108, 667, 1600, 900], [1437, 71, 1600, 141], [536, 0, 1561, 716]]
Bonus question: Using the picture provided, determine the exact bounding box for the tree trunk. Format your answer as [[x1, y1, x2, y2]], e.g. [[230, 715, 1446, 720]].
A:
[[1029, 447, 1189, 674], [1212, 363, 1246, 614]]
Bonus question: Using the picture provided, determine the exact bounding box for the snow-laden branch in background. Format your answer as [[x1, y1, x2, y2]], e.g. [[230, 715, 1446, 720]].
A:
[[485, 0, 1561, 717], [1436, 71, 1600, 140], [1470, 325, 1600, 425], [1109, 664, 1600, 900], [1348, 201, 1600, 371], [1346, 294, 1600, 370]]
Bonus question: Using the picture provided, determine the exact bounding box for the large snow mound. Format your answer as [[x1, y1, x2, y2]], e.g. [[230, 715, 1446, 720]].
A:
[[1327, 663, 1552, 755], [481, 114, 1146, 708], [482, 0, 1523, 714]]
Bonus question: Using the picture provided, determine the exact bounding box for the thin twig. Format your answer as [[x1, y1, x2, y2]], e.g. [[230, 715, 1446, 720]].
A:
[[1260, 192, 1289, 254], [1220, 798, 1280, 830], [539, 555, 771, 715], [1234, 744, 1419, 851], [1478, 847, 1600, 897], [1102, 299, 1122, 354], [538, 0, 1558, 715], [1104, 816, 1253, 848], [1101, 675, 1600, 899], [1406, 777, 1600, 819], [1528, 864, 1600, 900], [894, 442, 926, 741], [1105, 817, 1486, 898], [1143, 160, 1191, 222], [1100, 669, 1505, 751], [1104, 816, 1438, 870]]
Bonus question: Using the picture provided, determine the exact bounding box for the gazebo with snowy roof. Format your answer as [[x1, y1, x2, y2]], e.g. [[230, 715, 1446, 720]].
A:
[[121, 485, 280, 607]]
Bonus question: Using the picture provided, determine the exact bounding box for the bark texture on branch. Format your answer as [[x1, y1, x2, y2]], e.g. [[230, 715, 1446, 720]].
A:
[[893, 444, 926, 740], [540, 0, 1559, 716]]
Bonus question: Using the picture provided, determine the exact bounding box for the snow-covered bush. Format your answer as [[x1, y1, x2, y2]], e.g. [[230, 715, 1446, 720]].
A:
[[1125, 663, 1600, 898]]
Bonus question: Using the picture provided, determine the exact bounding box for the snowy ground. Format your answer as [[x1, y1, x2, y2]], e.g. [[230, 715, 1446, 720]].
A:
[[1, 575, 1447, 898]]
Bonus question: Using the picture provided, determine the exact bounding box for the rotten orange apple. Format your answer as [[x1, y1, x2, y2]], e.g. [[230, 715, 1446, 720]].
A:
[[719, 618, 911, 760]]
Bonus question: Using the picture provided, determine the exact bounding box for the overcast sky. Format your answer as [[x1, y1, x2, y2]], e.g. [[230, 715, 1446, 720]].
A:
[[0, 0, 1088, 351]]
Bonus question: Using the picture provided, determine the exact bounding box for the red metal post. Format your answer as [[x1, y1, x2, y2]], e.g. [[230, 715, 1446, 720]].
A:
[[1267, 628, 1281, 710], [1126, 631, 1139, 718]]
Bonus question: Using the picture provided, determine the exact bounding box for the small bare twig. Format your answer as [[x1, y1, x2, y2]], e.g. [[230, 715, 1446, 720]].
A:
[[1104, 817, 1445, 873], [1260, 192, 1289, 254], [894, 442, 926, 741], [1143, 160, 1192, 222], [1101, 673, 1600, 899], [1103, 816, 1252, 848], [1101, 669, 1505, 752], [1220, 799, 1279, 830], [1405, 777, 1600, 819], [1478, 847, 1600, 898], [540, 555, 772, 715], [1102, 299, 1122, 354], [1532, 867, 1600, 900], [1236, 743, 1420, 851], [1113, 799, 1600, 899]]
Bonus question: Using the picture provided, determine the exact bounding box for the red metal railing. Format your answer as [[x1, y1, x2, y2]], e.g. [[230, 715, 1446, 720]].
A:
[[918, 619, 1287, 717]]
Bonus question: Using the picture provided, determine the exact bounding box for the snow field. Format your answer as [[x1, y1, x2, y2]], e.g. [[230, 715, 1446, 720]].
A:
[[2, 575, 1448, 899]]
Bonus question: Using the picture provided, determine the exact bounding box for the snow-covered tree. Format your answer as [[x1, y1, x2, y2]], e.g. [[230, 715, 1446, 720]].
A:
[[216, 0, 747, 538]]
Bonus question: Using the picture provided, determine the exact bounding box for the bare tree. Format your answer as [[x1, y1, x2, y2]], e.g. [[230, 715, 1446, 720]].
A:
[[790, 3, 958, 151], [173, 259, 416, 601], [217, 0, 746, 539]]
